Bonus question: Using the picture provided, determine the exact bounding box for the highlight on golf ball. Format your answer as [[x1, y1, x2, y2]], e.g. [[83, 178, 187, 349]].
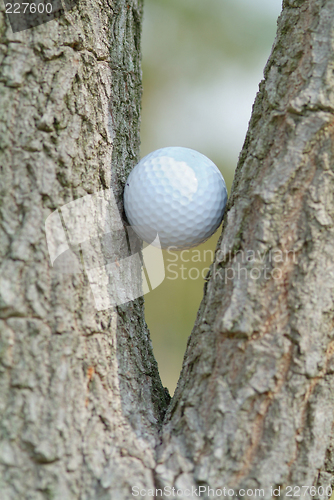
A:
[[123, 147, 228, 250]]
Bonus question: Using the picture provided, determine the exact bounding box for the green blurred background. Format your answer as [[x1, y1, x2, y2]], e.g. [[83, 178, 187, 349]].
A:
[[140, 0, 282, 394]]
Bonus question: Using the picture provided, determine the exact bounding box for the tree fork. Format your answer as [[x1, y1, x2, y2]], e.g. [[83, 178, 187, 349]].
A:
[[2, 0, 334, 499]]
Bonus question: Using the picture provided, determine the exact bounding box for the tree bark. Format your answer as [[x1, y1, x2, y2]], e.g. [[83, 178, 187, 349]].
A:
[[2, 0, 334, 499], [156, 1, 334, 498], [0, 1, 169, 499]]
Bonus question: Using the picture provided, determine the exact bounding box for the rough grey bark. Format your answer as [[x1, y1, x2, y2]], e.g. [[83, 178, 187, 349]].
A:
[[2, 0, 334, 499], [0, 1, 169, 499], [156, 1, 334, 498]]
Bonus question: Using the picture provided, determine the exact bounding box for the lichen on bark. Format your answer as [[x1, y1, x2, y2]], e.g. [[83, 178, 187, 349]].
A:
[[0, 0, 168, 498], [2, 0, 334, 499]]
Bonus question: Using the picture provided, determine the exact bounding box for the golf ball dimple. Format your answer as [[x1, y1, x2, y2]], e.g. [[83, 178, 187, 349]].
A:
[[123, 147, 228, 250]]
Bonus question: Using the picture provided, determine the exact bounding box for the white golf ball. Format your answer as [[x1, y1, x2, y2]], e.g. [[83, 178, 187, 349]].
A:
[[124, 147, 228, 250]]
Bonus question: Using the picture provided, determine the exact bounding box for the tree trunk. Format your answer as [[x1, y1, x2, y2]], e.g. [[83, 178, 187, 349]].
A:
[[2, 0, 334, 499], [0, 1, 169, 498], [156, 1, 334, 498]]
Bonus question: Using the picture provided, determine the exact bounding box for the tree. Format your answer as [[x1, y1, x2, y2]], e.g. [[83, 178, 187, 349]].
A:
[[1, 0, 334, 499], [0, 1, 169, 498]]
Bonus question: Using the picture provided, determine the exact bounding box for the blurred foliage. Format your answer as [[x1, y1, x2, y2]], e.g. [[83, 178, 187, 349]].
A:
[[145, 231, 223, 393], [141, 0, 282, 394], [142, 0, 279, 81]]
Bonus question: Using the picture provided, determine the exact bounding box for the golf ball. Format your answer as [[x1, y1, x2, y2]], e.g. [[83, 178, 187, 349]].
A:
[[124, 147, 228, 250]]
